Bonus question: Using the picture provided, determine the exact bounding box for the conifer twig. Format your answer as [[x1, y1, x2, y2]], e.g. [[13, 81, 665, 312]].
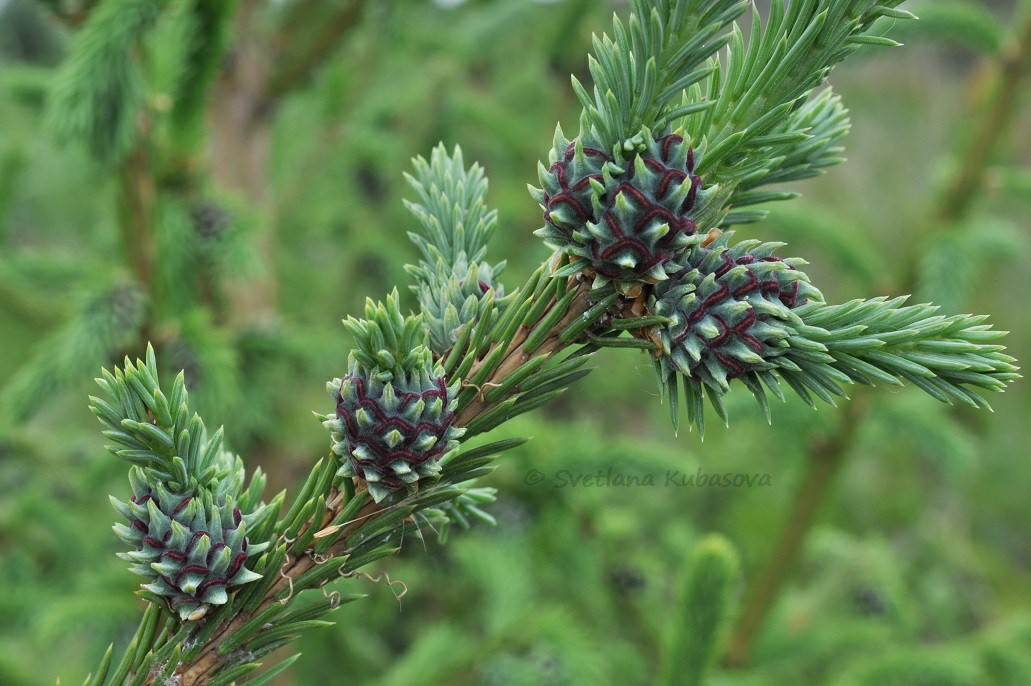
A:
[[70, 2, 1020, 683], [171, 279, 601, 680]]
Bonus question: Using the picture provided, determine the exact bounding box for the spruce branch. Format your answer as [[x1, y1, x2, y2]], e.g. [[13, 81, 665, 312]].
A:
[[84, 258, 613, 681], [932, 9, 1031, 223], [96, 268, 595, 676], [90, 344, 234, 491], [160, 264, 615, 678], [263, 0, 369, 101], [96, 383, 528, 681], [653, 234, 1019, 434], [118, 130, 158, 293], [73, 1, 1023, 682], [91, 346, 275, 622], [436, 262, 619, 432], [1, 281, 146, 423], [723, 393, 868, 666], [783, 296, 1018, 408], [693, 0, 911, 183], [574, 0, 748, 152], [49, 0, 168, 163], [0, 262, 62, 328], [915, 219, 1028, 314]]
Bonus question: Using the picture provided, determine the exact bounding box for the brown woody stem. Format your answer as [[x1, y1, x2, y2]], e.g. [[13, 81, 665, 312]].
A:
[[455, 276, 596, 426]]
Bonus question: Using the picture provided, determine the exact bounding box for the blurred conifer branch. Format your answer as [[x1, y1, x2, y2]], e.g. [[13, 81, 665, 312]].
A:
[[2, 282, 146, 423], [49, 0, 165, 164], [659, 535, 740, 686], [5, 0, 368, 429]]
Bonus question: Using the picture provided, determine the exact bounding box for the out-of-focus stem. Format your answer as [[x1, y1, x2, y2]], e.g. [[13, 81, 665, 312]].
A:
[[118, 129, 157, 298], [934, 11, 1031, 222], [264, 0, 368, 100], [724, 395, 868, 667], [209, 0, 369, 325]]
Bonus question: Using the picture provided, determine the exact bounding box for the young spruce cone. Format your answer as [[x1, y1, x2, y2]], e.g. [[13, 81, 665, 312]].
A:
[[324, 291, 463, 502], [111, 468, 267, 620], [533, 127, 704, 288], [652, 233, 821, 392]]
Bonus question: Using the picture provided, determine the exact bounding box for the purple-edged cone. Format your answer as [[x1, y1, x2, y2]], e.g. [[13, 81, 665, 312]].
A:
[[323, 293, 464, 502], [532, 127, 705, 289], [111, 468, 268, 621], [652, 233, 822, 392], [326, 369, 462, 502]]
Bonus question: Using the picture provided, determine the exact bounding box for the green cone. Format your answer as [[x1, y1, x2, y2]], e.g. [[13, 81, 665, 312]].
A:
[[653, 232, 821, 392], [325, 291, 464, 502], [533, 126, 709, 289], [92, 348, 270, 621], [111, 469, 267, 621]]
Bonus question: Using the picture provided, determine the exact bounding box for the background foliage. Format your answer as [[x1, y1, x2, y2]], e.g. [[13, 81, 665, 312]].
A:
[[0, 0, 1029, 684]]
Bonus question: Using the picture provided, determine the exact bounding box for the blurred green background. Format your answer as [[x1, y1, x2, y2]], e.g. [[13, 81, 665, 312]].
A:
[[1, 0, 1029, 684]]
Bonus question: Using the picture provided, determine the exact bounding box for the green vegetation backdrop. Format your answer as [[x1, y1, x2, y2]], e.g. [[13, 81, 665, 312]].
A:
[[0, 0, 1029, 684]]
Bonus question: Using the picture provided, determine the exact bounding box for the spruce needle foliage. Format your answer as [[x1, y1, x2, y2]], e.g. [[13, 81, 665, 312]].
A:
[[659, 535, 740, 686], [49, 0, 167, 163], [573, 0, 748, 152], [720, 87, 850, 225], [693, 0, 913, 183], [1, 281, 146, 423], [404, 144, 499, 268]]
